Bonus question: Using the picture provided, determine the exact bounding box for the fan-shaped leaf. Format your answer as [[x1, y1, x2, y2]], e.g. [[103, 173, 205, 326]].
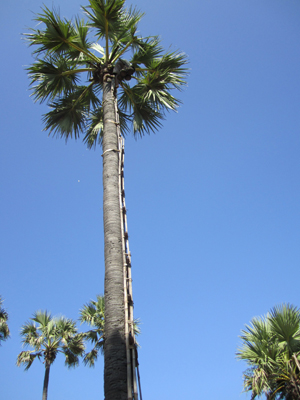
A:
[[43, 85, 100, 140]]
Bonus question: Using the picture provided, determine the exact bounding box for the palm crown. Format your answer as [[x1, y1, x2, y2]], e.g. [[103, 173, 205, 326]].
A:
[[17, 311, 85, 370], [237, 304, 300, 400], [25, 0, 188, 146]]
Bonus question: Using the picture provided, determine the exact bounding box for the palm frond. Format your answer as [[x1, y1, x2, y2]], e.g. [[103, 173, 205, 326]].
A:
[[83, 348, 99, 367], [84, 107, 104, 149], [0, 321, 10, 343], [71, 17, 92, 57], [90, 42, 105, 57], [62, 333, 85, 368], [16, 350, 42, 370], [80, 296, 104, 324], [269, 304, 300, 349], [62, 348, 80, 368], [109, 6, 144, 61], [119, 83, 163, 137], [132, 102, 163, 136], [26, 6, 77, 55], [27, 55, 82, 103], [80, 295, 105, 367], [83, 329, 100, 344], [43, 85, 100, 140], [134, 78, 181, 112], [146, 51, 189, 91], [25, 6, 100, 63], [20, 322, 40, 347], [68, 334, 85, 354], [31, 310, 52, 328], [118, 109, 131, 136], [0, 297, 9, 322], [130, 36, 163, 70], [119, 5, 144, 38], [0, 297, 10, 343], [45, 319, 56, 338], [133, 318, 141, 337], [82, 0, 125, 42], [95, 338, 105, 351], [56, 317, 77, 339]]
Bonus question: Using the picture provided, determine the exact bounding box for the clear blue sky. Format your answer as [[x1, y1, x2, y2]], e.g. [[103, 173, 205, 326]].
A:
[[1, 0, 300, 399]]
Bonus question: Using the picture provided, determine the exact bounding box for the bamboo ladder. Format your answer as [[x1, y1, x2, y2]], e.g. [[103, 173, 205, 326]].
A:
[[114, 99, 142, 400]]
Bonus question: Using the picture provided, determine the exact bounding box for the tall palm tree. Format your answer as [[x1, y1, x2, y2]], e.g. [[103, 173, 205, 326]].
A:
[[237, 304, 300, 399], [25, 1, 188, 398], [17, 311, 85, 400], [79, 295, 140, 367], [0, 296, 10, 345]]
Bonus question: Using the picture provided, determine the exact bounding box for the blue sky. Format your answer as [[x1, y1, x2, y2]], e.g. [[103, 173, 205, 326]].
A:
[[1, 0, 300, 399]]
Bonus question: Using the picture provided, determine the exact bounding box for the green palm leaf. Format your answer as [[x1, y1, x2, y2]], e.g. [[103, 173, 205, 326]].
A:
[[25, 3, 188, 145], [27, 7, 77, 55], [20, 322, 39, 346], [83, 348, 99, 367], [17, 311, 85, 373], [269, 304, 300, 351], [84, 107, 104, 148], [0, 321, 10, 344], [71, 17, 92, 57], [79, 295, 105, 367], [237, 304, 300, 399], [134, 77, 180, 111], [146, 51, 189, 90], [108, 6, 144, 60], [31, 310, 52, 327], [82, 0, 126, 42], [43, 85, 100, 139], [17, 350, 42, 370], [119, 83, 163, 136], [26, 6, 99, 63], [130, 36, 163, 70], [132, 101, 163, 136], [27, 55, 81, 103], [84, 330, 100, 343], [0, 297, 10, 344], [62, 334, 85, 368]]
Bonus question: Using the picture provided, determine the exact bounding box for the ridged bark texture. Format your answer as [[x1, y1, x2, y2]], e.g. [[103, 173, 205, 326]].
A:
[[42, 364, 50, 400], [102, 79, 127, 400]]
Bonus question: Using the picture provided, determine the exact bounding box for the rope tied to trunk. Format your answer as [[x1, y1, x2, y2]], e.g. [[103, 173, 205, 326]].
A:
[[104, 119, 120, 125], [101, 148, 120, 157]]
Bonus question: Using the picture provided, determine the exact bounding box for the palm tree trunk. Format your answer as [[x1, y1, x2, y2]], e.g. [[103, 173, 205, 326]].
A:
[[102, 77, 127, 400], [42, 363, 50, 400]]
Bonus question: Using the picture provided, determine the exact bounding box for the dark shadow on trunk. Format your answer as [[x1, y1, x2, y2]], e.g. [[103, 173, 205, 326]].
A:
[[104, 328, 127, 400]]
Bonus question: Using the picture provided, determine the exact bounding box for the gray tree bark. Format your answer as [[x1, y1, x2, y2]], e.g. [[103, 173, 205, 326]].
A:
[[42, 363, 50, 400], [102, 77, 127, 400]]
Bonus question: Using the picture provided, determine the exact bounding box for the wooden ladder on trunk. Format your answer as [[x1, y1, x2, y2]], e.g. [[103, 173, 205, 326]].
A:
[[115, 99, 142, 400]]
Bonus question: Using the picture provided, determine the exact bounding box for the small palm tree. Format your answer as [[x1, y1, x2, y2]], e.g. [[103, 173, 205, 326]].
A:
[[0, 296, 10, 345], [79, 295, 140, 367], [17, 311, 85, 400], [25, 2, 188, 398], [237, 304, 300, 399]]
